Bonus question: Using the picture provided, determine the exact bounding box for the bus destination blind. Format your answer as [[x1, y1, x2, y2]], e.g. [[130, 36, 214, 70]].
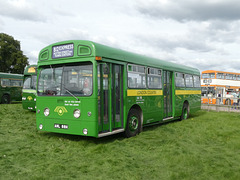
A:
[[52, 43, 74, 59]]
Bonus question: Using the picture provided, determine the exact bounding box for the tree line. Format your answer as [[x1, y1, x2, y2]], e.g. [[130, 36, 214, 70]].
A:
[[0, 33, 29, 74]]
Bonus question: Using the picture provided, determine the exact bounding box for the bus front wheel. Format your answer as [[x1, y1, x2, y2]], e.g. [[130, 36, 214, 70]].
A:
[[1, 94, 10, 104], [125, 109, 141, 138], [180, 103, 189, 120]]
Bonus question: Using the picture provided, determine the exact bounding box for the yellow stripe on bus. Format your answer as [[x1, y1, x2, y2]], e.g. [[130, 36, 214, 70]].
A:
[[175, 90, 201, 95], [127, 90, 163, 96]]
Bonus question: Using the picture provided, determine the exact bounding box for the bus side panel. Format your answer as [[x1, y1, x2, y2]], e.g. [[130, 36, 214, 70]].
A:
[[189, 94, 201, 113], [175, 94, 184, 117], [0, 85, 3, 102], [13, 87, 22, 101], [3, 86, 22, 102], [126, 94, 163, 125], [175, 89, 201, 117]]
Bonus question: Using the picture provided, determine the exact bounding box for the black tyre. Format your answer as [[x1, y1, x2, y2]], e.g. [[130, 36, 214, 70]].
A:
[[1, 94, 10, 104], [180, 103, 189, 120], [124, 109, 141, 138]]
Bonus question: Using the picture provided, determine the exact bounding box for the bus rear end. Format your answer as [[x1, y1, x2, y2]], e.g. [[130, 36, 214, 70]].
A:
[[36, 41, 99, 137]]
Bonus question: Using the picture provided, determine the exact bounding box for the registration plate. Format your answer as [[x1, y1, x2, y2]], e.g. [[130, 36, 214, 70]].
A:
[[54, 124, 68, 129]]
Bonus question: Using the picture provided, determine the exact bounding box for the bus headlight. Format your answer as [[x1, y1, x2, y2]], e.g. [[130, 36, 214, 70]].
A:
[[73, 109, 81, 118], [83, 128, 88, 135], [44, 108, 50, 116], [22, 97, 26, 100]]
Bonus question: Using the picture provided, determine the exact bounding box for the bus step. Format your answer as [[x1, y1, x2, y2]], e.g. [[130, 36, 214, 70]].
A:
[[98, 128, 124, 138], [163, 117, 174, 121]]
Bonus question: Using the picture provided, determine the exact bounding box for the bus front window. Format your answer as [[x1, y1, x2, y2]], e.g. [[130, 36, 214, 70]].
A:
[[32, 75, 37, 90], [38, 63, 93, 96], [23, 77, 31, 89]]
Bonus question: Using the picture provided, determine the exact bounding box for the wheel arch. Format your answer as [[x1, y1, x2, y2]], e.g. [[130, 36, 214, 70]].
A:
[[183, 100, 190, 112], [128, 104, 143, 132]]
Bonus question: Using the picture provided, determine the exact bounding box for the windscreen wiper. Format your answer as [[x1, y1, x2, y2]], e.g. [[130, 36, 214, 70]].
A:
[[61, 84, 79, 101], [63, 87, 79, 101]]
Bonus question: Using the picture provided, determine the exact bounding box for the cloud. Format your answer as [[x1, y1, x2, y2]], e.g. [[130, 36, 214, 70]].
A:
[[0, 0, 45, 22], [33, 28, 121, 51], [136, 0, 240, 22], [0, 17, 4, 30], [134, 33, 215, 53], [25, 51, 38, 65]]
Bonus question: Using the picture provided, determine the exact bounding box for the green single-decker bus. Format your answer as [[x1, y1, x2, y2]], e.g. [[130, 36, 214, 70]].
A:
[[22, 65, 37, 111], [0, 72, 23, 104], [36, 40, 201, 138]]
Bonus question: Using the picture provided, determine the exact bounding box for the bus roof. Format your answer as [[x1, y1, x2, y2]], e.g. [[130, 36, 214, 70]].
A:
[[38, 40, 200, 75], [24, 65, 37, 75], [0, 72, 23, 79], [202, 70, 240, 75]]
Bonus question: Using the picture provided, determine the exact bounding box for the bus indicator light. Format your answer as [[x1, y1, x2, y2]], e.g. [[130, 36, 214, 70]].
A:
[[95, 56, 102, 61]]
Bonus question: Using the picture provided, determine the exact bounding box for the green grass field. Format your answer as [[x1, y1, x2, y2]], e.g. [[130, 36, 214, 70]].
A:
[[1, 104, 240, 179]]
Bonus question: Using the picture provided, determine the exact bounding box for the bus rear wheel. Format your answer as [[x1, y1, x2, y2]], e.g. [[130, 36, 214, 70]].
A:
[[180, 103, 189, 120], [125, 109, 141, 138], [1, 94, 10, 104]]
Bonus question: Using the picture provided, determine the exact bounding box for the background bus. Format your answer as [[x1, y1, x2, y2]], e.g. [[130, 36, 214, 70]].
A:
[[22, 65, 37, 111], [201, 70, 240, 105], [36, 40, 201, 138], [0, 72, 23, 104]]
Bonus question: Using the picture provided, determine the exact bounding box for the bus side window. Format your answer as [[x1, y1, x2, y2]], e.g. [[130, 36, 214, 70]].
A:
[[128, 64, 146, 89], [185, 74, 193, 88], [1, 78, 10, 87], [193, 76, 201, 87], [147, 68, 162, 89], [175, 72, 185, 87]]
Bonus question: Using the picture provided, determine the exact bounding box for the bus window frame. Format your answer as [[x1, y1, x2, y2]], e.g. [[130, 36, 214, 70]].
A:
[[175, 72, 185, 88], [193, 75, 201, 88], [185, 74, 194, 88], [1, 78, 22, 87], [147, 67, 162, 89], [127, 63, 146, 89], [202, 73, 215, 79]]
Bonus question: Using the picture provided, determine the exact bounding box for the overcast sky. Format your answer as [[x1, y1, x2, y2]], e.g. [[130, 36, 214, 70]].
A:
[[1, 0, 240, 73]]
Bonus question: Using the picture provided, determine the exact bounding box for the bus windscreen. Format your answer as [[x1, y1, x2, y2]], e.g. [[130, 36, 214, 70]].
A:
[[38, 63, 93, 96]]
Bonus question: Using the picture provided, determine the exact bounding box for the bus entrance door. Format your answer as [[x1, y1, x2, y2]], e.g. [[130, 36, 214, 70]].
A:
[[98, 63, 123, 134], [163, 71, 173, 119]]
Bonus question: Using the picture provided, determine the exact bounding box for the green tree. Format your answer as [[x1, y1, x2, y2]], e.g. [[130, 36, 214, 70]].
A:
[[0, 33, 29, 74]]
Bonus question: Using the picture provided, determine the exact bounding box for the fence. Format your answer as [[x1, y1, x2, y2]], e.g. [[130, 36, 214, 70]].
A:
[[201, 97, 240, 112]]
